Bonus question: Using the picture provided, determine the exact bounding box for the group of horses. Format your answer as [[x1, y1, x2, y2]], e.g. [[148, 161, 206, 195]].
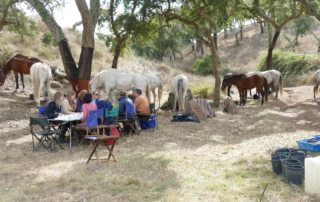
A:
[[88, 69, 164, 107], [0, 54, 51, 106], [4, 53, 320, 109], [221, 70, 283, 106]]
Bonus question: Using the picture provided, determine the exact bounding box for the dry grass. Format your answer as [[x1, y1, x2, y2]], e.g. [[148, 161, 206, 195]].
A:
[[1, 85, 320, 201]]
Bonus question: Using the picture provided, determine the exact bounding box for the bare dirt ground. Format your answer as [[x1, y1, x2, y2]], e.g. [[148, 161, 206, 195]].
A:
[[1, 73, 320, 202]]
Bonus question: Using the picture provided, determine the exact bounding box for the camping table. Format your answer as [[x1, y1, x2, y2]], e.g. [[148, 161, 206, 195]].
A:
[[49, 113, 83, 148]]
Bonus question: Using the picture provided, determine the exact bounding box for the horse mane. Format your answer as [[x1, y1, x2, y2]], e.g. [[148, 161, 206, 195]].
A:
[[224, 73, 245, 82]]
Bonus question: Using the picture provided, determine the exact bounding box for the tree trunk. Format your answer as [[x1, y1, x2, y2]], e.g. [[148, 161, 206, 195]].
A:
[[213, 32, 218, 51], [224, 27, 228, 39], [27, 0, 99, 94], [208, 38, 221, 108], [259, 21, 264, 34], [267, 23, 273, 47], [240, 23, 244, 39], [112, 41, 121, 69], [266, 31, 280, 70]]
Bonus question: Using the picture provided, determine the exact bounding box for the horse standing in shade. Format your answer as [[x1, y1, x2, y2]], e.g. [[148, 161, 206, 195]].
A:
[[143, 71, 163, 109], [30, 62, 52, 107], [89, 69, 151, 103], [312, 70, 320, 101], [172, 74, 188, 111], [221, 73, 268, 105], [260, 69, 283, 98], [0, 54, 42, 92]]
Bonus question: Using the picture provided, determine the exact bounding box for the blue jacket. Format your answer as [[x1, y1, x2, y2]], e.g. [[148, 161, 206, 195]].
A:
[[46, 101, 61, 119], [118, 96, 135, 119]]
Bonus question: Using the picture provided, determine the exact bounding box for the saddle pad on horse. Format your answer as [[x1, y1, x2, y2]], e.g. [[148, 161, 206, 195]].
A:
[[188, 100, 207, 121]]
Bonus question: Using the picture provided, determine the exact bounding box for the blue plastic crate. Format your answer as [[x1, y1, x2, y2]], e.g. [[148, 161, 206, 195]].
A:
[[37, 106, 47, 116], [297, 135, 320, 152]]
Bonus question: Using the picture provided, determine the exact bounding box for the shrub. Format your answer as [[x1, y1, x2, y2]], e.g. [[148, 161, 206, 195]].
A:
[[190, 83, 214, 99], [193, 56, 211, 75], [257, 50, 320, 86], [41, 32, 57, 47]]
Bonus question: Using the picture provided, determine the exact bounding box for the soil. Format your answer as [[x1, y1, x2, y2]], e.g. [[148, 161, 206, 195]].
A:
[[1, 70, 320, 201]]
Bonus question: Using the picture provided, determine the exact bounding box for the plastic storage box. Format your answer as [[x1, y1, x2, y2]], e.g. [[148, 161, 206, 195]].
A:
[[297, 135, 320, 152]]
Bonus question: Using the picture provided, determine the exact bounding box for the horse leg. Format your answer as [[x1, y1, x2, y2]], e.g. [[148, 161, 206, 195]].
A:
[[173, 93, 178, 112], [227, 85, 231, 97], [314, 84, 318, 101], [152, 89, 156, 104], [259, 88, 264, 105], [14, 72, 19, 92], [20, 73, 25, 92]]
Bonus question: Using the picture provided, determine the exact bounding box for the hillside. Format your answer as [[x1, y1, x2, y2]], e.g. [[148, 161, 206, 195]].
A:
[[1, 22, 320, 95]]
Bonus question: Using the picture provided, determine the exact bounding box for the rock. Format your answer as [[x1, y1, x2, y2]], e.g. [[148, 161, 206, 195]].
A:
[[50, 81, 61, 89], [223, 96, 238, 114]]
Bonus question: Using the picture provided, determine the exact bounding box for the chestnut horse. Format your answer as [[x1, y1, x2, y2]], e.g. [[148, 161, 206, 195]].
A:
[[221, 73, 268, 106], [0, 54, 42, 91]]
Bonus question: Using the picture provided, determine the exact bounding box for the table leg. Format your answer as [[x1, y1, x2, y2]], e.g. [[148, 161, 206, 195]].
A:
[[70, 125, 73, 148]]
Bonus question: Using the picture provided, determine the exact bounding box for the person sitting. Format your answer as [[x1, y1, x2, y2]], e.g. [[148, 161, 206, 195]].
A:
[[75, 89, 88, 112], [91, 90, 100, 105], [96, 98, 113, 124], [132, 88, 150, 121], [61, 91, 76, 115], [118, 91, 135, 120], [46, 91, 64, 119], [73, 92, 97, 145], [45, 91, 69, 142]]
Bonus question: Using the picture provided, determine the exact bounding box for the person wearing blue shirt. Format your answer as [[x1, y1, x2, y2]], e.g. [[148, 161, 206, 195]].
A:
[[118, 91, 136, 120]]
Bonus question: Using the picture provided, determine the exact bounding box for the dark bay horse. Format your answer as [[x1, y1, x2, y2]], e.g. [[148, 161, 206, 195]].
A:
[[0, 54, 42, 91], [221, 73, 268, 105]]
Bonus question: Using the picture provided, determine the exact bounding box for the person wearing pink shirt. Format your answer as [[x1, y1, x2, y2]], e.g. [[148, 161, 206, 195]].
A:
[[81, 92, 97, 124], [72, 92, 97, 145]]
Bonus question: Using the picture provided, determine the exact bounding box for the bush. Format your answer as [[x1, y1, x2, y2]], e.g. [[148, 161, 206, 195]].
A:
[[257, 50, 320, 86], [193, 56, 211, 75], [41, 32, 57, 47], [190, 83, 214, 99]]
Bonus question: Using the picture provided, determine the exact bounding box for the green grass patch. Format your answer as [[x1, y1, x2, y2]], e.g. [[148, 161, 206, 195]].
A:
[[190, 83, 214, 99]]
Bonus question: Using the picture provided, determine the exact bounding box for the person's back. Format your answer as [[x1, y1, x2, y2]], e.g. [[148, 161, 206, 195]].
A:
[[134, 95, 150, 114], [118, 92, 135, 120], [81, 93, 97, 124]]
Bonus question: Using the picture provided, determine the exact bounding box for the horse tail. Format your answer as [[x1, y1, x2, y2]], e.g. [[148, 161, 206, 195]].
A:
[[146, 80, 151, 104], [263, 77, 269, 102], [279, 74, 283, 95], [178, 78, 184, 110], [158, 84, 163, 108], [31, 64, 40, 106]]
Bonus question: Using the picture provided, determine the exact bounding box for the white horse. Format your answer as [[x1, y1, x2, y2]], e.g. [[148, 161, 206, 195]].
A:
[[260, 69, 283, 98], [30, 62, 52, 107], [89, 69, 151, 103], [172, 74, 188, 111], [312, 70, 320, 100], [143, 71, 163, 108]]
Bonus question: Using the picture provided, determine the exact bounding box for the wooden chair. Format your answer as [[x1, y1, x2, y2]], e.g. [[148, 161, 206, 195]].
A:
[[85, 125, 120, 164], [30, 117, 64, 152]]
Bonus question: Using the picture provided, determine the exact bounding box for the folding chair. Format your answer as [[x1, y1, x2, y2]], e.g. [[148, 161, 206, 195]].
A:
[[85, 125, 120, 164], [75, 109, 106, 145], [118, 112, 141, 135], [30, 117, 64, 152], [105, 106, 119, 125]]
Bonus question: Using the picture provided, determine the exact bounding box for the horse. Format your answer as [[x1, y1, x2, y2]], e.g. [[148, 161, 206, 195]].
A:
[[221, 73, 268, 105], [143, 71, 163, 109], [260, 70, 283, 98], [0, 54, 42, 91], [89, 69, 151, 103], [312, 70, 320, 101], [30, 62, 52, 107], [172, 74, 188, 111]]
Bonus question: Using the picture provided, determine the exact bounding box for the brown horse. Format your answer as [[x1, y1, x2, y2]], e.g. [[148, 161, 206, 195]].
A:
[[221, 73, 268, 105], [0, 54, 42, 91]]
